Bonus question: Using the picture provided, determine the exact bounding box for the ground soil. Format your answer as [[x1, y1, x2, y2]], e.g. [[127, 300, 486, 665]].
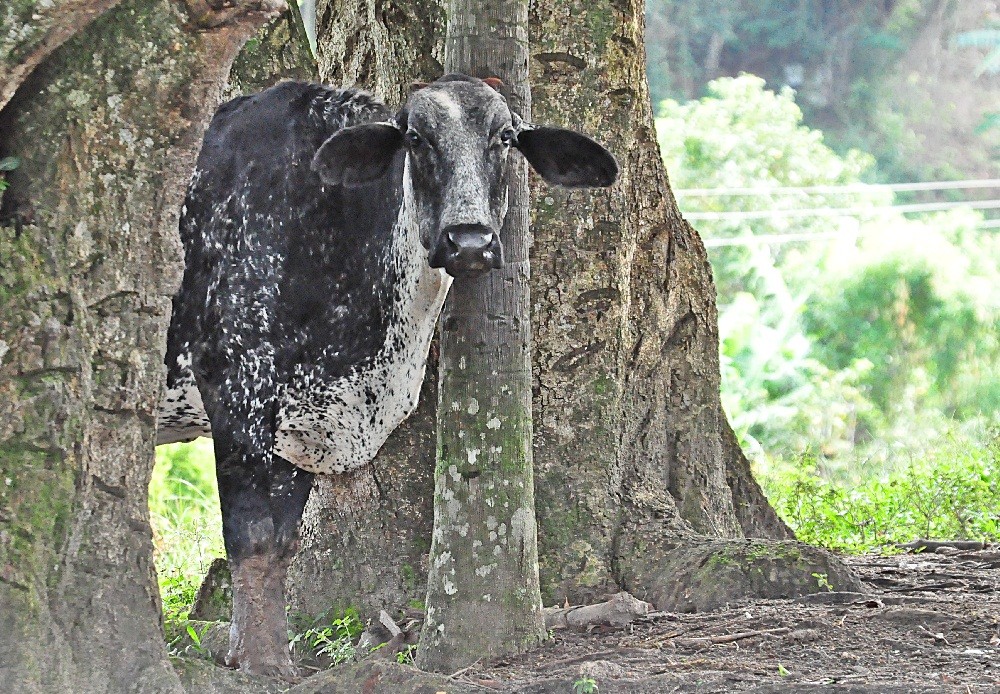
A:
[[174, 547, 1000, 692], [442, 548, 1000, 693]]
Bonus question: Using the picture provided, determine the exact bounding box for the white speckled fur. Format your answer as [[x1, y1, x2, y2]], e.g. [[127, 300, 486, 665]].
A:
[[157, 160, 452, 473]]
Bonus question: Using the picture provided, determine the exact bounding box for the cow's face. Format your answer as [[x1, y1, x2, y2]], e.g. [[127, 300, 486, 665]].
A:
[[312, 74, 618, 278]]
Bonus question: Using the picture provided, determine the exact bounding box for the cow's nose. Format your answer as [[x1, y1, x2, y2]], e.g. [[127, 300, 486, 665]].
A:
[[441, 224, 503, 276]]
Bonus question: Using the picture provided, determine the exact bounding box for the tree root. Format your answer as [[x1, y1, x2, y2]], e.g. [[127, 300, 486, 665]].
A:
[[543, 591, 653, 629], [618, 537, 865, 612], [898, 539, 987, 553]]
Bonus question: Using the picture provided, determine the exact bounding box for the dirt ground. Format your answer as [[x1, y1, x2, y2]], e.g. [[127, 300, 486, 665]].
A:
[[446, 548, 1000, 693]]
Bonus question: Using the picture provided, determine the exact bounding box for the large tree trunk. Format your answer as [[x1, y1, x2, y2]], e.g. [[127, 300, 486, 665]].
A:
[[0, 1, 284, 690], [289, 0, 860, 628]]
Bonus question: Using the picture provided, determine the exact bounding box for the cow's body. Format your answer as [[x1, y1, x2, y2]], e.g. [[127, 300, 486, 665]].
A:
[[158, 82, 450, 473], [156, 75, 617, 680]]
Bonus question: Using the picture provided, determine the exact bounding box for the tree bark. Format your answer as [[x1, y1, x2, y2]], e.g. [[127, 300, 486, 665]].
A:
[[0, 0, 284, 690], [526, 0, 803, 605], [415, 0, 546, 672], [289, 0, 858, 630]]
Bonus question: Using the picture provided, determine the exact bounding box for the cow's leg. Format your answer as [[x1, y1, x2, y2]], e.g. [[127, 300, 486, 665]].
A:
[[212, 409, 301, 681], [268, 455, 315, 565]]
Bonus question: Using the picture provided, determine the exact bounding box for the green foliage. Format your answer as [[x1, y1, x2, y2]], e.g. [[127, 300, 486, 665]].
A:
[[759, 426, 1000, 552], [645, 0, 928, 105], [395, 644, 417, 665], [811, 572, 833, 591], [184, 623, 213, 660], [657, 75, 876, 299], [657, 76, 1000, 465], [288, 607, 364, 666], [805, 209, 1000, 429], [573, 676, 599, 694], [149, 439, 222, 628]]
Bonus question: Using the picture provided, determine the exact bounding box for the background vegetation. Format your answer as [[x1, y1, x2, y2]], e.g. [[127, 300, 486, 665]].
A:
[[646, 0, 1000, 182], [656, 75, 1000, 551]]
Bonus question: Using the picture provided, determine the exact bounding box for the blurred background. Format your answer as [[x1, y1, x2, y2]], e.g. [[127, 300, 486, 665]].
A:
[[650, 0, 1000, 550]]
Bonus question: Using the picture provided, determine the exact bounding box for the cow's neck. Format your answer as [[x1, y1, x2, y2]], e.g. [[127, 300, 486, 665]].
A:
[[380, 158, 453, 374]]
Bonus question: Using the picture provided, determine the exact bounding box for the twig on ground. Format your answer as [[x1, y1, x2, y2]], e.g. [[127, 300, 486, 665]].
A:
[[673, 627, 791, 650], [448, 658, 482, 680]]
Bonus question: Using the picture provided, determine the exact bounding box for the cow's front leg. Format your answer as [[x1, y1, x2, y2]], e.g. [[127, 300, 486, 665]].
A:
[[212, 420, 312, 681]]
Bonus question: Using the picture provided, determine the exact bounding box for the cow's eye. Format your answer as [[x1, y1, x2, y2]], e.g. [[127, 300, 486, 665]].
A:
[[406, 130, 424, 148], [500, 128, 516, 146]]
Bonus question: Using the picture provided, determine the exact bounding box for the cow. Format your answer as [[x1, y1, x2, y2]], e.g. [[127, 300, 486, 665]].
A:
[[156, 73, 617, 679]]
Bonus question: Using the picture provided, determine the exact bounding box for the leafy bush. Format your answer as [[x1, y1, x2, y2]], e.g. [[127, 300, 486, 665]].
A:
[[289, 608, 364, 666], [806, 209, 1000, 427], [760, 425, 1000, 552], [656, 76, 1000, 467]]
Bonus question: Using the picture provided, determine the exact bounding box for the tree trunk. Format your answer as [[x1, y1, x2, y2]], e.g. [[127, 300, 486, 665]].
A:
[[0, 0, 284, 690], [289, 0, 859, 630], [415, 0, 546, 673], [525, 0, 813, 605]]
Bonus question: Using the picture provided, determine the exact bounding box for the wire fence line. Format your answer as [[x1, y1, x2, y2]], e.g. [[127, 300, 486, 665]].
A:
[[682, 199, 1000, 221], [675, 178, 1000, 197]]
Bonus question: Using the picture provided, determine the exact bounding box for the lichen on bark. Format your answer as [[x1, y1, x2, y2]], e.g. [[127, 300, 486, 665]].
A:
[[0, 0, 283, 689]]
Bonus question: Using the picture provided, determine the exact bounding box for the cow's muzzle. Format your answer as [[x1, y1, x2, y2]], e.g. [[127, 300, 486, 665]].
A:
[[432, 224, 504, 277]]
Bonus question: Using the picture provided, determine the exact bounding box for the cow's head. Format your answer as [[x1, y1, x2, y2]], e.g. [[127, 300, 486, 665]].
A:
[[312, 74, 618, 278]]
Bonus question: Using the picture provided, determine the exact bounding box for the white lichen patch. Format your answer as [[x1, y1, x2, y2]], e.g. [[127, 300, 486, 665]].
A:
[[486, 417, 501, 429], [510, 506, 536, 544], [467, 397, 480, 415]]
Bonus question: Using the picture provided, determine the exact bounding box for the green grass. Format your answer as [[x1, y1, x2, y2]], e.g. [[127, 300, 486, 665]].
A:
[[757, 423, 1000, 553], [150, 438, 223, 625]]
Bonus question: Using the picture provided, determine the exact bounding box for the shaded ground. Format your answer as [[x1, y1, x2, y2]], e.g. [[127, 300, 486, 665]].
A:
[[176, 547, 1000, 692], [452, 549, 1000, 693]]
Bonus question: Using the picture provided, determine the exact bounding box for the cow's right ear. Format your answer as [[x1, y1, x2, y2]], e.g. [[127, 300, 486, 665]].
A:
[[312, 123, 403, 187]]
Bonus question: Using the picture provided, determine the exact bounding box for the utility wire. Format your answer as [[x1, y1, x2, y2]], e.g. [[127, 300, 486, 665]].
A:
[[675, 178, 1000, 197], [683, 199, 1000, 221], [701, 221, 997, 249]]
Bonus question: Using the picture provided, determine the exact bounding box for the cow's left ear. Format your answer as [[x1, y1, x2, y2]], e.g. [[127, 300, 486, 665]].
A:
[[515, 126, 618, 188], [312, 123, 403, 187]]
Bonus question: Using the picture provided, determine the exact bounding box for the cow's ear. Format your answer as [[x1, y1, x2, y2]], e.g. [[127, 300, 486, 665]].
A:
[[312, 123, 403, 187], [515, 126, 618, 188]]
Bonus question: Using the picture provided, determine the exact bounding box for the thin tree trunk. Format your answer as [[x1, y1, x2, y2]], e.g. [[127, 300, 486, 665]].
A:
[[416, 0, 546, 672], [0, 0, 283, 689]]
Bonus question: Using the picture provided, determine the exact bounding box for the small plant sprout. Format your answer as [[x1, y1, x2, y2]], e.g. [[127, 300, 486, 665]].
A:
[[395, 644, 418, 665], [573, 675, 599, 694], [812, 572, 833, 591], [185, 623, 212, 660]]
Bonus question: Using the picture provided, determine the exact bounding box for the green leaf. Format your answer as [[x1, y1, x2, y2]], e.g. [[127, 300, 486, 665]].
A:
[[0, 156, 20, 172]]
